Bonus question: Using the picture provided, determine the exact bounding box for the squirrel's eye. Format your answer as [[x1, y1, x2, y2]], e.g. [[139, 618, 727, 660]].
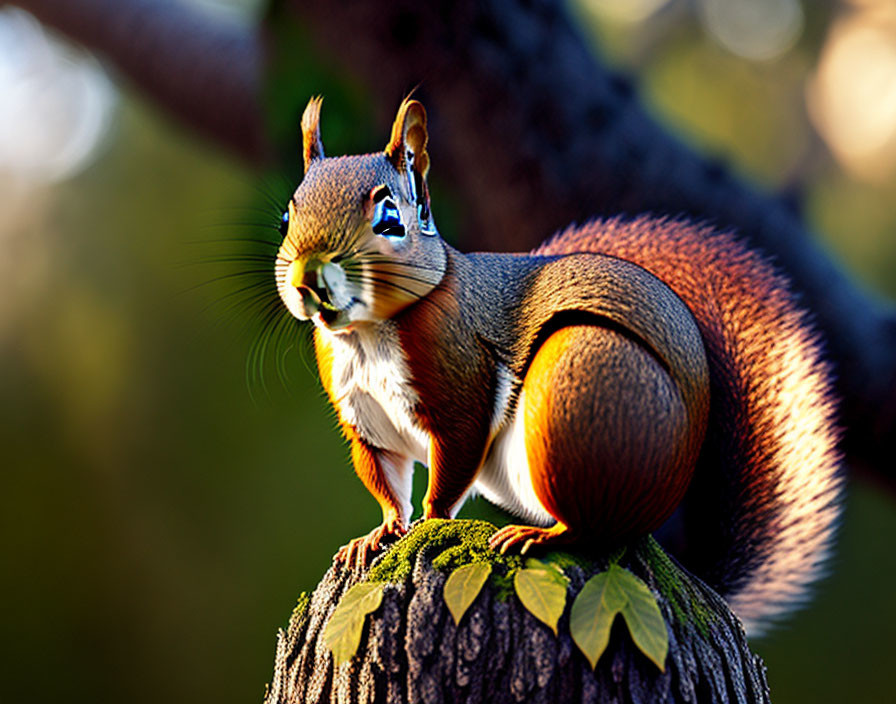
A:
[[278, 210, 289, 237], [372, 196, 405, 239]]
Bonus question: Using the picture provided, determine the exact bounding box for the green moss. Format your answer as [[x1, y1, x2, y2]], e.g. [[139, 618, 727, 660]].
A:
[[368, 519, 525, 584], [640, 536, 714, 637], [364, 521, 716, 629], [488, 573, 516, 601], [289, 591, 310, 629], [367, 519, 621, 602]]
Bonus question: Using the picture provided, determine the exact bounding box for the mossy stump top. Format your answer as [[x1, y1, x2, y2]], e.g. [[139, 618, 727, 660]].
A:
[[265, 519, 770, 703]]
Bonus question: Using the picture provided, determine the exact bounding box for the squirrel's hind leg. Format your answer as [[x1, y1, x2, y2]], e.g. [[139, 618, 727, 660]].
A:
[[489, 324, 697, 555]]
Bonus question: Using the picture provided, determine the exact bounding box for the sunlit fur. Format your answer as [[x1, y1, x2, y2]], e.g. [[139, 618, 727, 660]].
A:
[[273, 98, 842, 638], [538, 217, 843, 635], [315, 321, 427, 524], [301, 95, 325, 172]]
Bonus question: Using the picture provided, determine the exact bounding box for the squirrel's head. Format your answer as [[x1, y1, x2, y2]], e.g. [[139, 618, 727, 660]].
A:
[[275, 97, 446, 333]]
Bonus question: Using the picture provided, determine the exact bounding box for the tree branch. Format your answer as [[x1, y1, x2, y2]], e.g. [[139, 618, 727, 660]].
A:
[[11, 0, 896, 483], [11, 0, 270, 164]]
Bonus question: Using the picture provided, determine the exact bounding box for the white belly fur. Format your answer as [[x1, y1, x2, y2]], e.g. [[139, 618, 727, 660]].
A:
[[323, 323, 427, 456], [323, 327, 552, 525], [321, 322, 429, 522], [476, 388, 555, 526]]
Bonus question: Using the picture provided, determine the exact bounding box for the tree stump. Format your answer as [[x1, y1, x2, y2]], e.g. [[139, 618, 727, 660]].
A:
[[265, 520, 770, 703]]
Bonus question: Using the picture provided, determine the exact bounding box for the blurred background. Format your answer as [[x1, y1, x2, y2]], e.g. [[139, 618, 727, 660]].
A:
[[1, 0, 894, 702]]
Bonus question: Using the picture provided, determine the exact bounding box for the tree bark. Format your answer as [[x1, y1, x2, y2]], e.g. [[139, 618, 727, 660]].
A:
[[265, 521, 769, 703]]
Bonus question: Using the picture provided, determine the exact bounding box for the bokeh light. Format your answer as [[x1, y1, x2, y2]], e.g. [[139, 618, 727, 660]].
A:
[[0, 7, 116, 184], [807, 4, 896, 182], [697, 0, 804, 61], [580, 0, 674, 24]]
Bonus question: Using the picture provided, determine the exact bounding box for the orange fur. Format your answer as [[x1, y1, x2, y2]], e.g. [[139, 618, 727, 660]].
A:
[[278, 98, 841, 634], [386, 98, 429, 176], [536, 217, 841, 632], [315, 329, 406, 543], [313, 328, 336, 407], [347, 429, 403, 522], [522, 325, 698, 545], [301, 96, 324, 172]]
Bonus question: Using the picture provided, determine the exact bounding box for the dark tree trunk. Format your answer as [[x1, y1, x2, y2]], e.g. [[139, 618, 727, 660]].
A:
[[266, 522, 769, 703]]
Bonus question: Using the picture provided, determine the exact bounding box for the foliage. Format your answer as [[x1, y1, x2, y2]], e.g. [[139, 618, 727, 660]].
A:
[[322, 582, 384, 665], [570, 565, 668, 671], [443, 562, 492, 626], [512, 559, 569, 635]]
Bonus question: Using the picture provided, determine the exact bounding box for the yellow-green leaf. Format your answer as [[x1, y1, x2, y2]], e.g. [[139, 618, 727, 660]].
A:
[[570, 569, 627, 669], [570, 565, 668, 672], [443, 562, 492, 625], [323, 582, 384, 665], [524, 557, 565, 576], [614, 566, 669, 672], [514, 566, 569, 635]]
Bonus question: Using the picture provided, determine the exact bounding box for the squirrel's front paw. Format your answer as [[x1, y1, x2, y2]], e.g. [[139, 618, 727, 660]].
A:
[[334, 515, 407, 568]]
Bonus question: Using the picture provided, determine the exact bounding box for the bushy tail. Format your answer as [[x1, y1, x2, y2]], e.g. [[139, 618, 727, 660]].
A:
[[537, 216, 843, 636]]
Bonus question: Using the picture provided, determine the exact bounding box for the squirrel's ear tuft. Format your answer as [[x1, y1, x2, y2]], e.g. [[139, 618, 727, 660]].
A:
[[301, 96, 325, 173], [385, 98, 429, 179]]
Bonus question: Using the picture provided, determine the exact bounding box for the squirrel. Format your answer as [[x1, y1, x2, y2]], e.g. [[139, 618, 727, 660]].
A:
[[274, 97, 842, 635]]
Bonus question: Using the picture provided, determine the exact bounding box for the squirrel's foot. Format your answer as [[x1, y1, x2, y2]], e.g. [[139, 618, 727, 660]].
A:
[[489, 523, 574, 555], [334, 515, 407, 568]]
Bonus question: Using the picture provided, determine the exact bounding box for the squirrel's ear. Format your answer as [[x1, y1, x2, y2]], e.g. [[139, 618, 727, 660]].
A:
[[301, 96, 325, 173], [385, 98, 429, 179]]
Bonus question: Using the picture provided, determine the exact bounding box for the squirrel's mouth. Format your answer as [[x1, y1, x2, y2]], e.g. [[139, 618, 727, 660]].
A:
[[311, 307, 355, 333], [310, 299, 365, 333]]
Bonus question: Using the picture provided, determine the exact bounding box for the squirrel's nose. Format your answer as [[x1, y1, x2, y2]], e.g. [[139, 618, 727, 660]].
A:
[[285, 258, 334, 318]]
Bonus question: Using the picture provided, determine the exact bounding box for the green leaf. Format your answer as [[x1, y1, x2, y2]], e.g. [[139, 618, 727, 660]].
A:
[[443, 562, 492, 625], [607, 546, 627, 565], [570, 569, 627, 668], [570, 565, 668, 671], [614, 566, 669, 672], [524, 557, 562, 575], [323, 582, 384, 665], [514, 566, 569, 635]]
